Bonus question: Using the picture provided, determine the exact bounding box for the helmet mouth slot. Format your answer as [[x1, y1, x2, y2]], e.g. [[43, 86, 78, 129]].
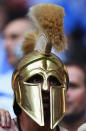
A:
[[42, 90, 50, 122]]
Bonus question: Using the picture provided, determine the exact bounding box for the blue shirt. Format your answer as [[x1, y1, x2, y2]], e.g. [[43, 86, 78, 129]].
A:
[[0, 69, 16, 118]]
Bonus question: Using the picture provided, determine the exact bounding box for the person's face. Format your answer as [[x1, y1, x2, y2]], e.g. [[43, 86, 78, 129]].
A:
[[27, 74, 60, 122], [3, 19, 29, 66], [66, 65, 86, 116]]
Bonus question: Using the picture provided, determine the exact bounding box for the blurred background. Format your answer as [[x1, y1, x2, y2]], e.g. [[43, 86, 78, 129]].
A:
[[0, 0, 86, 74], [0, 0, 86, 119]]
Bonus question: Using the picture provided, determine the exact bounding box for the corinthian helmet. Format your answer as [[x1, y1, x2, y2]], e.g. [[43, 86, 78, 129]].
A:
[[12, 4, 69, 129]]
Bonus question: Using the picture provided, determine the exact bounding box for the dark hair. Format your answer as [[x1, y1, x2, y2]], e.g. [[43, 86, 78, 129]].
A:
[[65, 60, 86, 86], [13, 96, 21, 117]]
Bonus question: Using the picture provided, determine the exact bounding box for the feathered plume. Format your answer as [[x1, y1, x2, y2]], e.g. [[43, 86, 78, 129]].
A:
[[15, 4, 67, 57], [14, 30, 38, 57], [28, 4, 67, 52], [22, 31, 38, 55]]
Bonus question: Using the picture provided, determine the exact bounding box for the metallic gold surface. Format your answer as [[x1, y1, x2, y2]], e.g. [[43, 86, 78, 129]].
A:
[[16, 83, 44, 126], [12, 51, 68, 129], [50, 86, 66, 129]]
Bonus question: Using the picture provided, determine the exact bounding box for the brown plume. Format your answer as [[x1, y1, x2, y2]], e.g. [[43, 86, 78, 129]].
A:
[[29, 4, 67, 52], [22, 31, 39, 55]]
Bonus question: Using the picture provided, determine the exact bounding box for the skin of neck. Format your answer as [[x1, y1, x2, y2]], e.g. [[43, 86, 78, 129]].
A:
[[60, 111, 86, 131], [19, 110, 55, 131]]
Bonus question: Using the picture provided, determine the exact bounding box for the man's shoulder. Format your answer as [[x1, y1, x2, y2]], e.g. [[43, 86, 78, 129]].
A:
[[78, 123, 86, 131]]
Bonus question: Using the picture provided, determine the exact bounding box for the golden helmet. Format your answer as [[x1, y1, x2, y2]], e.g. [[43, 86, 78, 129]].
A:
[[12, 4, 69, 129]]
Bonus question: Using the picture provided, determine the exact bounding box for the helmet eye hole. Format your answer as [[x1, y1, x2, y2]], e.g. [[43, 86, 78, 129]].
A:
[[48, 76, 61, 86], [26, 74, 43, 84]]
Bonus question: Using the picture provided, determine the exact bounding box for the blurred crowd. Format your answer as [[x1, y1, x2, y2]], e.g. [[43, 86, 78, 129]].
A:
[[0, 0, 86, 72], [0, 0, 86, 130]]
